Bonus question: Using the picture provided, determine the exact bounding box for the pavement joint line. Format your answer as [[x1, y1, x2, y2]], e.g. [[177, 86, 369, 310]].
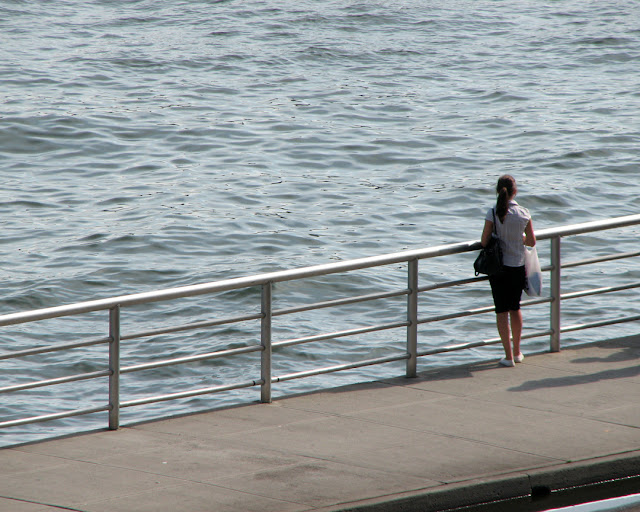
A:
[[0, 495, 88, 512]]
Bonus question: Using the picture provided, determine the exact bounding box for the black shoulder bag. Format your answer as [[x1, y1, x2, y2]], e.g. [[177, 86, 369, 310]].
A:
[[474, 208, 503, 276]]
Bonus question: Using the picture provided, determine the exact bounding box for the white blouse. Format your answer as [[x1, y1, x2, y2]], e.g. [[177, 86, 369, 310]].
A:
[[485, 200, 531, 267]]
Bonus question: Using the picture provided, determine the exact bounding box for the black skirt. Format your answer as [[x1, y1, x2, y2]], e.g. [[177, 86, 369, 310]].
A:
[[489, 265, 526, 313]]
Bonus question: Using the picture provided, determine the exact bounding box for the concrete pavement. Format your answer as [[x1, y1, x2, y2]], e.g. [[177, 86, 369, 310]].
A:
[[1, 335, 639, 512]]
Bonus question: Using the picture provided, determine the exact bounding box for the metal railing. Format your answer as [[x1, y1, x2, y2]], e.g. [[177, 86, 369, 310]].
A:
[[1, 213, 639, 432]]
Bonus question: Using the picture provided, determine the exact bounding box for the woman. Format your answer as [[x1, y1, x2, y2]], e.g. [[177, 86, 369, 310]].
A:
[[481, 175, 536, 367]]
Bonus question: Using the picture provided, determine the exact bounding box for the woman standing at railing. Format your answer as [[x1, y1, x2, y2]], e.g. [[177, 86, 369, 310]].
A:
[[481, 175, 536, 367]]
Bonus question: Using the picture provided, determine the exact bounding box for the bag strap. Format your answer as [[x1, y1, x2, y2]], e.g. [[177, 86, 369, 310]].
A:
[[492, 208, 497, 235]]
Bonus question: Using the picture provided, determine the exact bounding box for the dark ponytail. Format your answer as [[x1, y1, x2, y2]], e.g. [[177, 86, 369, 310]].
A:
[[495, 175, 516, 222]]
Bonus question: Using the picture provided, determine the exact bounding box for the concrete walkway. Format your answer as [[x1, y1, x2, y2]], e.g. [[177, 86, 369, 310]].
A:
[[2, 336, 639, 512]]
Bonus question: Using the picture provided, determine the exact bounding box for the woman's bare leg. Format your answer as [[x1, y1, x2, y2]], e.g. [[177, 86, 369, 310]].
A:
[[496, 312, 512, 360], [510, 309, 523, 358]]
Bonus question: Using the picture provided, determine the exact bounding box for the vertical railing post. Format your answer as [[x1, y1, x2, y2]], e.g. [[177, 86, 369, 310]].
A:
[[406, 259, 418, 378], [261, 282, 272, 403], [108, 305, 120, 430], [550, 237, 561, 352]]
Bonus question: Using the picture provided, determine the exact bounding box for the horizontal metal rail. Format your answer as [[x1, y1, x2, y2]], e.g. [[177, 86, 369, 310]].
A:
[[109, 288, 409, 346], [561, 313, 640, 334], [274, 320, 409, 349], [535, 214, 640, 239], [273, 288, 409, 317], [120, 379, 260, 408], [1, 213, 639, 437], [120, 312, 264, 341], [419, 275, 485, 292], [0, 336, 110, 360], [561, 282, 640, 301], [274, 353, 410, 383], [0, 370, 111, 394], [562, 250, 640, 269], [120, 345, 263, 374], [416, 328, 553, 358], [418, 296, 553, 325], [0, 406, 110, 430]]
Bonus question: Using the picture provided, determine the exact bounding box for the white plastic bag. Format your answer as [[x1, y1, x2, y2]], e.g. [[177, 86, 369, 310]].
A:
[[524, 246, 542, 297]]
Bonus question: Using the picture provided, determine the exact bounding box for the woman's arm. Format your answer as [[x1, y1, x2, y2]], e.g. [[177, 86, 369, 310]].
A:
[[481, 219, 493, 247], [524, 219, 536, 247]]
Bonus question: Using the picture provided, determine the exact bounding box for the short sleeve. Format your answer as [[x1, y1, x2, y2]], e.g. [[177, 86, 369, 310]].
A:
[[485, 208, 495, 222]]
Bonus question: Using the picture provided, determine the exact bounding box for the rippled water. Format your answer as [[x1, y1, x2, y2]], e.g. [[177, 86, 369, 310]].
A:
[[2, 0, 640, 446]]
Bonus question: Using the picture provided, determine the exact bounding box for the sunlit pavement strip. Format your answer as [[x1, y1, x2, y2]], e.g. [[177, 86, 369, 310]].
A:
[[1, 335, 639, 512]]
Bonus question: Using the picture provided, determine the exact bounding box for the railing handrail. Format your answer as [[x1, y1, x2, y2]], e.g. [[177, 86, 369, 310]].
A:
[[534, 213, 640, 240], [0, 240, 477, 327], [2, 213, 640, 436], [2, 213, 639, 328]]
